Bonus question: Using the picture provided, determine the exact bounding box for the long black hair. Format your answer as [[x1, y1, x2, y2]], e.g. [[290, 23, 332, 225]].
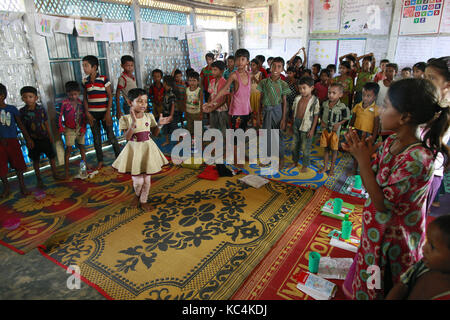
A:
[[387, 78, 449, 166]]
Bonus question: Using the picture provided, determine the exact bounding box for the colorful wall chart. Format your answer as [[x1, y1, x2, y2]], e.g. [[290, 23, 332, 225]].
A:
[[35, 14, 53, 37], [340, 0, 393, 35], [310, 0, 341, 33], [278, 0, 306, 37], [440, 0, 450, 33], [308, 39, 338, 68], [75, 19, 97, 37], [187, 32, 207, 73], [399, 0, 444, 35], [243, 7, 269, 49]]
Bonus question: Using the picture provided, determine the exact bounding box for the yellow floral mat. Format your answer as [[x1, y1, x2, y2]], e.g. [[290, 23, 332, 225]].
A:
[[39, 167, 314, 300]]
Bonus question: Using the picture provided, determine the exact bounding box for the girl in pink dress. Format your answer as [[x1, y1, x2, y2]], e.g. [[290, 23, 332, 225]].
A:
[[341, 78, 450, 300]]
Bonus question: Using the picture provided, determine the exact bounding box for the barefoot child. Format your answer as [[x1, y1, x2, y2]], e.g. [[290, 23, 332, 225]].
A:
[[333, 61, 354, 109], [257, 57, 291, 170], [148, 69, 164, 121], [115, 55, 137, 119], [250, 59, 262, 129], [386, 215, 450, 300], [0, 83, 32, 197], [82, 55, 121, 170], [203, 48, 252, 168], [318, 83, 350, 176], [289, 76, 320, 172], [59, 81, 88, 179], [185, 72, 203, 141], [349, 82, 381, 174], [342, 78, 449, 300], [161, 76, 177, 147], [20, 86, 63, 188], [112, 88, 169, 211]]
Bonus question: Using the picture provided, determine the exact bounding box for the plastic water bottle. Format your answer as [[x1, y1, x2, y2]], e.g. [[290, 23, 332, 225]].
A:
[[79, 160, 87, 179]]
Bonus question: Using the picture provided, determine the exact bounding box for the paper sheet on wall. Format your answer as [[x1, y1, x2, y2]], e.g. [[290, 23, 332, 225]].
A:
[[121, 21, 135, 42], [93, 23, 122, 42], [141, 22, 152, 39], [308, 39, 338, 68], [432, 36, 450, 58], [151, 23, 163, 39], [52, 17, 74, 35], [285, 38, 303, 58], [168, 24, 178, 38], [277, 0, 306, 38], [75, 19, 98, 37], [440, 0, 450, 33], [178, 25, 186, 40], [399, 0, 443, 35], [394, 36, 434, 70], [35, 14, 53, 37], [243, 7, 269, 49], [364, 38, 389, 64], [310, 0, 341, 33], [340, 0, 393, 35], [337, 38, 366, 68], [187, 32, 207, 73]]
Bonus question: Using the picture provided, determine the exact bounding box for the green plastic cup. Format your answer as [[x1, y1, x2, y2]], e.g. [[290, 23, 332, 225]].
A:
[[308, 251, 321, 273], [354, 175, 362, 189], [341, 220, 353, 240], [333, 198, 343, 215]]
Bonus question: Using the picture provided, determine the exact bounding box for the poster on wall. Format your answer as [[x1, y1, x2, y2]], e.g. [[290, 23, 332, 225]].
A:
[[187, 32, 207, 73], [340, 0, 393, 35], [52, 17, 74, 35], [399, 0, 444, 35], [310, 0, 341, 33], [121, 21, 135, 42], [277, 0, 306, 38], [308, 39, 338, 68], [35, 14, 53, 37], [0, 11, 23, 26], [75, 19, 98, 37], [243, 7, 269, 49], [440, 0, 450, 33]]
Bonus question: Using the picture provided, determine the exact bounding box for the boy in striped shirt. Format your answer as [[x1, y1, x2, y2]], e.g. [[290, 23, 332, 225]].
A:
[[82, 55, 121, 169]]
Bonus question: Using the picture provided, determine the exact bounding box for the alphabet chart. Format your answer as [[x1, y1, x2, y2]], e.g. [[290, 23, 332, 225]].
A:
[[399, 0, 444, 35]]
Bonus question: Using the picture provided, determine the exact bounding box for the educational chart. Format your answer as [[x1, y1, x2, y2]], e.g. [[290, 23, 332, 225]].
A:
[[440, 0, 450, 33], [120, 21, 135, 42], [278, 0, 306, 37], [186, 31, 207, 73], [310, 0, 341, 33], [340, 0, 393, 35], [337, 38, 366, 68], [399, 0, 444, 35], [308, 39, 338, 68], [243, 7, 269, 49]]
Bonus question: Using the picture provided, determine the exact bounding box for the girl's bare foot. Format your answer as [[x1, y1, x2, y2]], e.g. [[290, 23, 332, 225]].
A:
[[287, 162, 297, 169], [130, 196, 140, 208], [318, 167, 327, 174], [301, 165, 308, 173], [140, 202, 154, 212], [97, 162, 104, 170], [279, 161, 285, 171], [328, 170, 335, 176]]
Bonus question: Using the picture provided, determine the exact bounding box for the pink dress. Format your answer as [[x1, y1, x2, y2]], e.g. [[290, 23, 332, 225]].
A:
[[349, 135, 434, 300], [229, 70, 251, 116]]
